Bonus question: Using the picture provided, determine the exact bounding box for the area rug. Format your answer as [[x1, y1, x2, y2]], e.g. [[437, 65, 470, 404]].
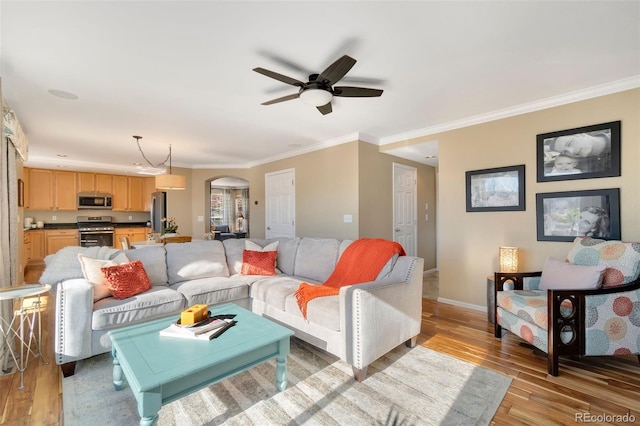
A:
[[62, 338, 511, 425]]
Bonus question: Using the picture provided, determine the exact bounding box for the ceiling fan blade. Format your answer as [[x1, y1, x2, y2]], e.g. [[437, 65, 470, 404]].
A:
[[317, 55, 356, 85], [261, 93, 300, 105], [340, 76, 386, 86], [333, 86, 383, 98], [253, 68, 304, 87], [257, 50, 311, 75], [317, 102, 332, 115]]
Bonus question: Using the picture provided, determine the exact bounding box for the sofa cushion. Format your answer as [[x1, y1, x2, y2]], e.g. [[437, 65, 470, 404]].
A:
[[92, 286, 185, 330], [245, 240, 279, 252], [40, 246, 120, 285], [224, 238, 299, 276], [101, 260, 152, 300], [78, 252, 130, 302], [540, 257, 606, 290], [293, 238, 340, 282], [170, 276, 251, 306], [123, 246, 168, 286], [284, 292, 341, 332], [165, 240, 229, 284], [241, 250, 278, 276], [566, 237, 640, 287], [251, 276, 311, 311]]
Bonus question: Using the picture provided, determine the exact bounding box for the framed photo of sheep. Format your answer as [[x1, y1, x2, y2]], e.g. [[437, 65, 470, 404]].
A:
[[536, 121, 621, 182], [536, 188, 620, 242]]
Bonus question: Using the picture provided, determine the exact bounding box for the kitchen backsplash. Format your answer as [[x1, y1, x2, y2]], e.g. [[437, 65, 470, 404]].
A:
[[25, 210, 151, 225]]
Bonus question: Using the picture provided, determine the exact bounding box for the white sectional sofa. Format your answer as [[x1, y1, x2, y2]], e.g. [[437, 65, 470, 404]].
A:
[[45, 237, 424, 380]]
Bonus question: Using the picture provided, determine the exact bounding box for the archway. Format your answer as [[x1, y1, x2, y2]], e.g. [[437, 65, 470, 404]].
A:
[[208, 176, 250, 236]]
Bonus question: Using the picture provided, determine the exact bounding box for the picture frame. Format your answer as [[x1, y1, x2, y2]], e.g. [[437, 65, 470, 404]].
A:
[[18, 178, 24, 207], [465, 164, 525, 212], [536, 120, 621, 182], [536, 188, 620, 242]]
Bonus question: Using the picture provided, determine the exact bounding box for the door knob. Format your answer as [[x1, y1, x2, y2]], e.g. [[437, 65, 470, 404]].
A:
[[267, 226, 271, 230], [395, 228, 401, 232]]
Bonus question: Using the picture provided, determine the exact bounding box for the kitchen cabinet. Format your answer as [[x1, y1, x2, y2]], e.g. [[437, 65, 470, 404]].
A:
[[143, 177, 156, 212], [112, 176, 145, 212], [26, 168, 77, 210], [95, 174, 113, 193], [45, 229, 79, 256], [24, 230, 45, 263], [114, 227, 149, 249], [77, 172, 113, 193], [77, 172, 95, 192]]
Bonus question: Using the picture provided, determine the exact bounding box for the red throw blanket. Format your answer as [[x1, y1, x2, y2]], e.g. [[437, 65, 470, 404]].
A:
[[294, 238, 406, 319]]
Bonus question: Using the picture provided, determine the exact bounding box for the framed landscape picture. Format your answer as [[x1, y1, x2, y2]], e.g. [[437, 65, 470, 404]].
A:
[[536, 121, 621, 182], [536, 188, 620, 242], [466, 165, 525, 212]]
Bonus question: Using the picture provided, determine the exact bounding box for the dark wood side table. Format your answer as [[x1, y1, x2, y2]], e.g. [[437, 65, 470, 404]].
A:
[[486, 275, 495, 324]]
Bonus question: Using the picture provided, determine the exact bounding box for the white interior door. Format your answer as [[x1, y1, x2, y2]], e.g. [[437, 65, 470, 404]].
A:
[[265, 169, 295, 238], [393, 163, 417, 256]]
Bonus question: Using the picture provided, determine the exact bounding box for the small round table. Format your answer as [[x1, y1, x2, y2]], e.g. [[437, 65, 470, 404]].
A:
[[0, 284, 51, 389]]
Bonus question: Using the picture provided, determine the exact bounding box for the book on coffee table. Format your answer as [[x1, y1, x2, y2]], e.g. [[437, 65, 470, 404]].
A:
[[159, 318, 234, 340]]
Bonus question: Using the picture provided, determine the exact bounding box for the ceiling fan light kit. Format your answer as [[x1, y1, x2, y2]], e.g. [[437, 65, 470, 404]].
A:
[[253, 54, 383, 115], [299, 88, 333, 107]]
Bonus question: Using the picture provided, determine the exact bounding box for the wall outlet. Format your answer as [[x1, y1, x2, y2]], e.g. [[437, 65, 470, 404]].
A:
[[52, 215, 57, 221], [128, 215, 132, 220], [425, 214, 429, 221], [197, 216, 204, 222]]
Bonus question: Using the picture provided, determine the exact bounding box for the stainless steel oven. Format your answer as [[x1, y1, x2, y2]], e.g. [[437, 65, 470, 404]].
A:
[[77, 215, 114, 247]]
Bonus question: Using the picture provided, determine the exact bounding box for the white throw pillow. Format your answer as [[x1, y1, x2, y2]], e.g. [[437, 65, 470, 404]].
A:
[[539, 256, 606, 290], [78, 253, 130, 302], [245, 240, 279, 252]]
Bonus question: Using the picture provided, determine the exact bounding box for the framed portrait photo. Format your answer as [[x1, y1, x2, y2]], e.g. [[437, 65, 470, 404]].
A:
[[536, 188, 620, 242], [536, 120, 621, 182], [465, 164, 525, 212]]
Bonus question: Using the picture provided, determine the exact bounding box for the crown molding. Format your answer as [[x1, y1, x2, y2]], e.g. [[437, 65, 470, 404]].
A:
[[379, 75, 640, 145]]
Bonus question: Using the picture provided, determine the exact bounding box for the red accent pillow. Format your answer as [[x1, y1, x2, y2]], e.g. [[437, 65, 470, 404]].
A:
[[241, 250, 277, 276], [101, 260, 152, 300]]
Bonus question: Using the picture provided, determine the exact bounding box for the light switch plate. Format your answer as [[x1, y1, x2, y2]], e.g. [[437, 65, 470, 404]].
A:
[[343, 214, 352, 223]]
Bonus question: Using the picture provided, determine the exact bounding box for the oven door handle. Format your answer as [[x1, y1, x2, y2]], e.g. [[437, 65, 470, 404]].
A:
[[79, 230, 115, 235]]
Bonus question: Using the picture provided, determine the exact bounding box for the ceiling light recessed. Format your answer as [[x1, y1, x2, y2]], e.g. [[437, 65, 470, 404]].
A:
[[424, 155, 437, 159], [56, 154, 68, 158], [48, 89, 79, 100]]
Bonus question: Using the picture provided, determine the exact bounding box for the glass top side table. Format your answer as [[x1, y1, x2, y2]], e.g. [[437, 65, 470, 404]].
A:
[[0, 284, 51, 389]]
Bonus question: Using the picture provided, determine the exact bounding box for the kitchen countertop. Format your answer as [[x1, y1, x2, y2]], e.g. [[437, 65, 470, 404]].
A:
[[23, 222, 151, 231]]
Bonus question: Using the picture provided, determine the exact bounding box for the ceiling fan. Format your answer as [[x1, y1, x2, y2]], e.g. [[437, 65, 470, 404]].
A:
[[253, 55, 383, 115]]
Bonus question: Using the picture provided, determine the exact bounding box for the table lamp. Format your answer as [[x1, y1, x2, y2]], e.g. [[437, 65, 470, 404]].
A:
[[499, 246, 519, 273]]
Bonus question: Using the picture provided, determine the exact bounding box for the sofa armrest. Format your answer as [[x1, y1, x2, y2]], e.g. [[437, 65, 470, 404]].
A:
[[548, 278, 640, 367], [339, 256, 424, 369], [54, 279, 95, 365]]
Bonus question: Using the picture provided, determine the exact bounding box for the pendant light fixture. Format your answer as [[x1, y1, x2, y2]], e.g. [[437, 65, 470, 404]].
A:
[[133, 135, 186, 190]]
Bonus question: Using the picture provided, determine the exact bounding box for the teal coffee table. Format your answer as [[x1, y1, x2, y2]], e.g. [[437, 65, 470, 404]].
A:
[[108, 303, 293, 426]]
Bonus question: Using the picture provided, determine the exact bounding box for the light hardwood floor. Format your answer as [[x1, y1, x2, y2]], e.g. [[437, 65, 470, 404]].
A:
[[2, 268, 639, 425]]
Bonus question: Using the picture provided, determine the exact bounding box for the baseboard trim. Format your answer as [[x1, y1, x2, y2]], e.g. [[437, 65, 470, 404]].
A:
[[437, 297, 486, 313], [423, 268, 438, 275]]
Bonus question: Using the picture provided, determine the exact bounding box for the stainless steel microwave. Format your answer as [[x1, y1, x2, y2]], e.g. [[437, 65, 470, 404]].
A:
[[77, 193, 113, 210]]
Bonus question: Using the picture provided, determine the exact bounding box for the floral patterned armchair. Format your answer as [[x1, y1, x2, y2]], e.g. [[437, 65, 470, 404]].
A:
[[495, 237, 640, 376]]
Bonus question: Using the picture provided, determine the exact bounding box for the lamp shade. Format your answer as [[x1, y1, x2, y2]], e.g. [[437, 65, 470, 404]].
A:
[[155, 173, 186, 190], [299, 89, 333, 107], [498, 246, 519, 273]]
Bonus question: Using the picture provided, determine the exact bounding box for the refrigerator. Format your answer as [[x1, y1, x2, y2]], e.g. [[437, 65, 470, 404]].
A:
[[150, 191, 167, 233]]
